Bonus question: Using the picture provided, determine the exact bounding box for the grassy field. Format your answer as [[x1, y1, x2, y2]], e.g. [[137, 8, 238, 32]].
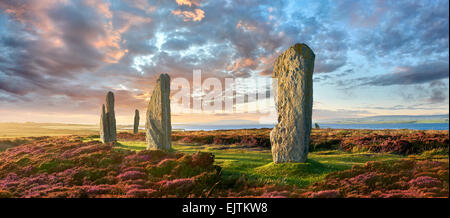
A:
[[108, 139, 403, 188], [0, 122, 138, 138], [0, 123, 98, 138], [0, 124, 448, 197], [54, 126, 450, 188]]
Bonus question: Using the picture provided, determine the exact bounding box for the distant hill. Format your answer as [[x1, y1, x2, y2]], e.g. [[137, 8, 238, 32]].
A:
[[318, 114, 449, 124]]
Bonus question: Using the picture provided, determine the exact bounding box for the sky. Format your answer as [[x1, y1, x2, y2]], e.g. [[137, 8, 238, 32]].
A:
[[0, 0, 449, 125]]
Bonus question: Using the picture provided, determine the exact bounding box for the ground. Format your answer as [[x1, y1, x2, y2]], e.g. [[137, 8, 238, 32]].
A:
[[0, 122, 133, 138], [114, 139, 403, 187], [0, 124, 448, 198]]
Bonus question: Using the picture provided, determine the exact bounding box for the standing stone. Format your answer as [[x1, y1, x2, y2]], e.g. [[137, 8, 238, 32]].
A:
[[100, 104, 109, 142], [106, 91, 117, 141], [270, 43, 315, 163], [133, 109, 140, 134], [146, 74, 172, 150], [100, 91, 117, 143]]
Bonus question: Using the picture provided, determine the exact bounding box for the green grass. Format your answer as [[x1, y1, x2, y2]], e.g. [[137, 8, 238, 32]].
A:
[[2, 123, 446, 192], [107, 139, 404, 188], [0, 123, 99, 138], [0, 122, 136, 138]]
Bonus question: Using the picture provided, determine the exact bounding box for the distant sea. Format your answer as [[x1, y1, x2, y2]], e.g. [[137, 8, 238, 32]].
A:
[[172, 123, 449, 131]]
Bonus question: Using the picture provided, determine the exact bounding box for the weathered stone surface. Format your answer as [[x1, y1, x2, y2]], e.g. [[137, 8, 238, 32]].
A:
[[133, 109, 140, 134], [146, 74, 172, 150], [270, 43, 315, 163], [100, 91, 117, 143], [100, 104, 108, 142]]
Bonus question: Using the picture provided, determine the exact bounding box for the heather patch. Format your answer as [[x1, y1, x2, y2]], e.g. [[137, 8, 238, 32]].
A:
[[1, 134, 447, 198], [0, 136, 221, 198], [303, 159, 449, 198], [117, 129, 448, 155]]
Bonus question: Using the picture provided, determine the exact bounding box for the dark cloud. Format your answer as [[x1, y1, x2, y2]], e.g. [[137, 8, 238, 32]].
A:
[[0, 1, 116, 97], [362, 61, 449, 86], [279, 10, 350, 73], [313, 74, 332, 83], [428, 89, 447, 104], [428, 80, 448, 104], [360, 103, 448, 111], [313, 68, 354, 83], [0, 0, 140, 116], [335, 0, 449, 58], [0, 0, 448, 123]]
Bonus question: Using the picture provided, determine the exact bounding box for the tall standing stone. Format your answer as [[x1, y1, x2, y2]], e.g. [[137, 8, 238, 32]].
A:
[[133, 109, 140, 134], [100, 104, 109, 142], [146, 74, 172, 150], [270, 43, 315, 163], [100, 91, 117, 143]]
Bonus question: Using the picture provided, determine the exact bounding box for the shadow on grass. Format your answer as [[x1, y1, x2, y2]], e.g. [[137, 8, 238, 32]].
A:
[[174, 144, 360, 187], [115, 141, 178, 153], [114, 142, 146, 151], [112, 140, 405, 188]]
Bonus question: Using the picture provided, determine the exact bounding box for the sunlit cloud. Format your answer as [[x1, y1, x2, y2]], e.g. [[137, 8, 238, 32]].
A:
[[0, 0, 448, 124], [175, 0, 201, 7], [171, 9, 205, 22]]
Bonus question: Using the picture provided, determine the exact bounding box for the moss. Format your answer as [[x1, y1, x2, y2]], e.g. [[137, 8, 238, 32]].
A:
[[38, 159, 74, 173], [71, 168, 110, 185], [147, 159, 177, 177], [0, 190, 13, 198], [16, 157, 31, 166]]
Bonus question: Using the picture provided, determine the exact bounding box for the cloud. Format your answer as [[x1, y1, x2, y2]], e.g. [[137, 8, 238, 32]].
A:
[[362, 61, 449, 86], [0, 0, 448, 124], [359, 103, 449, 111], [427, 80, 448, 104], [335, 0, 449, 59], [313, 109, 373, 121], [0, 0, 136, 110], [162, 38, 191, 50], [123, 0, 156, 14], [175, 0, 201, 7], [171, 9, 205, 22], [259, 69, 272, 76]]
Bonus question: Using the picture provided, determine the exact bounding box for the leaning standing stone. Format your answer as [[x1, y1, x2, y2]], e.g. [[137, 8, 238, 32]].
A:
[[270, 43, 315, 163], [146, 74, 172, 150], [133, 109, 140, 134]]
